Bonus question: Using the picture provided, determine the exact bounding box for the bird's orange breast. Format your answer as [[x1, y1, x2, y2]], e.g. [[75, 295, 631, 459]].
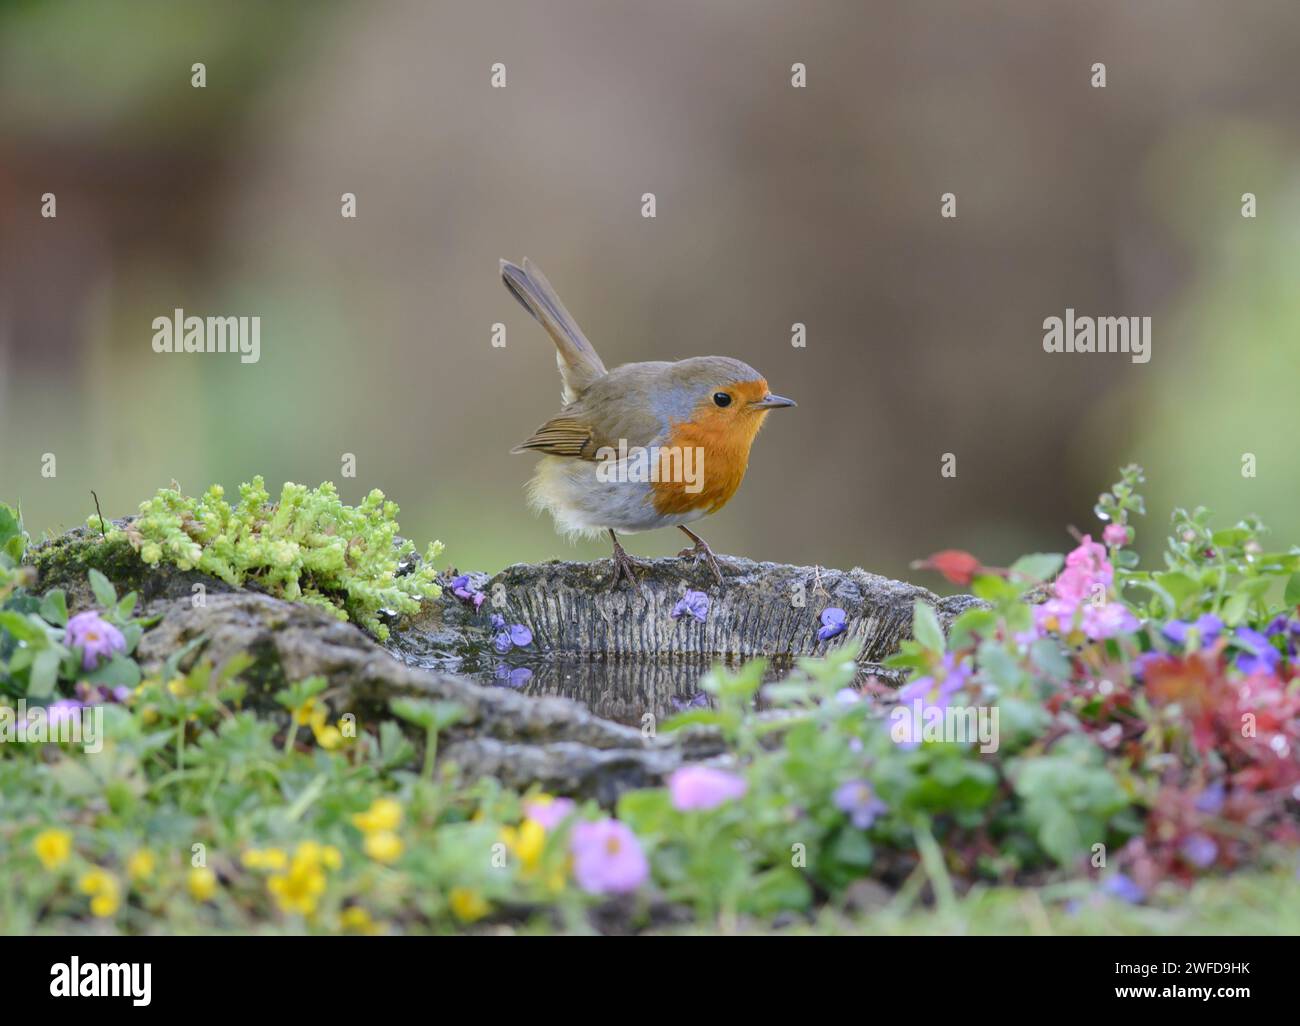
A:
[[650, 384, 770, 517]]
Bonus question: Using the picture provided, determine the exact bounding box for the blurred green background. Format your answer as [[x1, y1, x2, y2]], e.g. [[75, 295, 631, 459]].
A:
[[2, 0, 1298, 583]]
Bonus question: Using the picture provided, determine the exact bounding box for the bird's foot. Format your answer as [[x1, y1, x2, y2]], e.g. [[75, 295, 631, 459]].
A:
[[608, 539, 648, 591], [677, 537, 724, 585]]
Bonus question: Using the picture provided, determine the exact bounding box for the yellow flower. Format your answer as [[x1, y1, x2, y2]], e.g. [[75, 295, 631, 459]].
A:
[[362, 831, 403, 864], [79, 869, 121, 918], [141, 706, 160, 725], [321, 845, 343, 871], [341, 905, 380, 935], [313, 724, 343, 750], [449, 887, 490, 923], [188, 866, 218, 902], [242, 847, 291, 871], [352, 797, 402, 834], [167, 677, 190, 697], [33, 828, 73, 870], [500, 819, 546, 873], [126, 850, 156, 883], [292, 697, 319, 726]]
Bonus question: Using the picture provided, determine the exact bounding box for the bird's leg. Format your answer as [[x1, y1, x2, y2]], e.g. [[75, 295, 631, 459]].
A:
[[677, 526, 724, 584], [607, 530, 645, 590]]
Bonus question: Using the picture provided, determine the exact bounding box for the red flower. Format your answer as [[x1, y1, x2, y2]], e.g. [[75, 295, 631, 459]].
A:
[[912, 549, 985, 587]]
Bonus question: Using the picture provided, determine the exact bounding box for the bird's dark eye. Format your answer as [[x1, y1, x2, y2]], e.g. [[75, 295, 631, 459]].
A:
[[713, 392, 732, 408]]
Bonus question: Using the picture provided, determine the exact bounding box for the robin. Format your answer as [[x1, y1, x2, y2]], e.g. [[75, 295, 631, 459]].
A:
[[502, 258, 796, 588]]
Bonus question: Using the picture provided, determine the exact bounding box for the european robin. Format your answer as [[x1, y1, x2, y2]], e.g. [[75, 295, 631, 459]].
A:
[[501, 258, 796, 588]]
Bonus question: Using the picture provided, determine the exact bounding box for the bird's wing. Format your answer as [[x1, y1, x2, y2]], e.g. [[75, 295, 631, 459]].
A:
[[511, 380, 666, 460], [500, 258, 608, 405], [511, 416, 602, 458]]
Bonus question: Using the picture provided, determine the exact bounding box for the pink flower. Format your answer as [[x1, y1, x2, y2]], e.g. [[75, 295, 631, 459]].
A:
[[1054, 535, 1113, 605], [523, 796, 575, 830], [1081, 601, 1139, 640], [1102, 523, 1129, 548], [570, 819, 649, 895], [667, 765, 748, 811], [64, 610, 126, 670]]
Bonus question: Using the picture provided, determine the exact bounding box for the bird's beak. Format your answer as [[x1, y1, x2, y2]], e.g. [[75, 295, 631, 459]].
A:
[[750, 393, 797, 410]]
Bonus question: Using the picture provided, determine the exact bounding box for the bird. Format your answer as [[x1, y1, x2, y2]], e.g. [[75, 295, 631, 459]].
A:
[[501, 257, 796, 589]]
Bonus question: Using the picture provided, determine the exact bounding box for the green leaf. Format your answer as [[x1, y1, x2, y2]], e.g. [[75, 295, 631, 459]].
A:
[[28, 647, 60, 698], [615, 788, 673, 835], [911, 601, 945, 654], [741, 868, 812, 915], [82, 653, 142, 690], [88, 568, 117, 609], [0, 609, 42, 641], [39, 589, 68, 627], [1151, 571, 1200, 611], [1286, 573, 1300, 609], [1010, 553, 1064, 585], [946, 607, 998, 649], [0, 503, 26, 563]]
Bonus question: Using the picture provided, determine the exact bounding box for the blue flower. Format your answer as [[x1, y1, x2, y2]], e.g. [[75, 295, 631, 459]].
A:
[[1180, 834, 1218, 869], [492, 620, 533, 653], [1161, 613, 1224, 648], [671, 590, 710, 623], [833, 779, 888, 830], [1194, 781, 1225, 814], [451, 574, 486, 609], [1102, 873, 1145, 905], [1233, 626, 1280, 676], [494, 664, 533, 688], [818, 607, 847, 642]]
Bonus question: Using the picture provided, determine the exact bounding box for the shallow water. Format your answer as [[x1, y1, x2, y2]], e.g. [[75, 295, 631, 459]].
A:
[[394, 639, 795, 726]]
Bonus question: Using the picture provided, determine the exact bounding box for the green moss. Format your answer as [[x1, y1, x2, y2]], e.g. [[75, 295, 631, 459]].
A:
[[88, 477, 442, 641]]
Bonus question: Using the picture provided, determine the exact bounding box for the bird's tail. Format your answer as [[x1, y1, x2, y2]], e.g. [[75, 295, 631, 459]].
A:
[[500, 258, 607, 405]]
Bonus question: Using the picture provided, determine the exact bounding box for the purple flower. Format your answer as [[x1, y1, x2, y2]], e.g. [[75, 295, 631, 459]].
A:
[[570, 819, 649, 895], [897, 654, 969, 707], [671, 691, 710, 712], [671, 590, 710, 623], [451, 575, 486, 609], [1194, 781, 1225, 814], [818, 607, 847, 642], [833, 779, 888, 829], [489, 613, 506, 631], [1233, 627, 1280, 676], [46, 699, 85, 730], [668, 765, 748, 811], [492, 622, 533, 653], [64, 610, 126, 671], [1264, 616, 1300, 658], [1102, 872, 1145, 905], [494, 664, 533, 688], [1162, 613, 1225, 648], [1181, 833, 1218, 869]]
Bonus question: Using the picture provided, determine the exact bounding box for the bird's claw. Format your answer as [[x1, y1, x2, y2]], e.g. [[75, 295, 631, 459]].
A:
[[677, 540, 724, 585], [608, 544, 645, 591]]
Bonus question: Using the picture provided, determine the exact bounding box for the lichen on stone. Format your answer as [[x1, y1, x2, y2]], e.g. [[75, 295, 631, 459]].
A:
[[87, 476, 443, 640]]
